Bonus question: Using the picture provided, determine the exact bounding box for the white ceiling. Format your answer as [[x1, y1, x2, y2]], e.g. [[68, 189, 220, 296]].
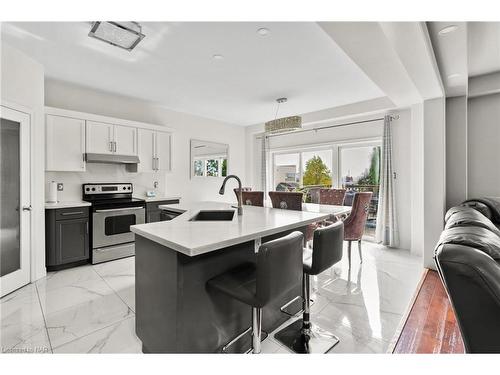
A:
[[427, 22, 468, 97], [468, 22, 500, 77], [1, 22, 385, 126]]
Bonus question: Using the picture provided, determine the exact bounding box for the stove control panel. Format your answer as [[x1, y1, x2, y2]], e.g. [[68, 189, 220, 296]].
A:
[[83, 183, 133, 195]]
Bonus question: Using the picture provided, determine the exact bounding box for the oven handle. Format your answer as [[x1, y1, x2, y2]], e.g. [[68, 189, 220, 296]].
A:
[[95, 207, 145, 213]]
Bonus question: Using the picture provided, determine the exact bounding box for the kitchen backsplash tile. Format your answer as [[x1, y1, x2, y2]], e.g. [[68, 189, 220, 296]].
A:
[[45, 163, 166, 202]]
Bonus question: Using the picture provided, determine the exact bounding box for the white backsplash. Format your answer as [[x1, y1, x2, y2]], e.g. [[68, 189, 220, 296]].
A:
[[45, 163, 166, 202]]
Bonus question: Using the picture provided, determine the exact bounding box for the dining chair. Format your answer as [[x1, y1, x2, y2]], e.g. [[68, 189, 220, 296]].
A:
[[319, 188, 346, 206], [268, 191, 303, 211], [234, 187, 252, 202], [241, 191, 264, 207], [343, 192, 373, 267]]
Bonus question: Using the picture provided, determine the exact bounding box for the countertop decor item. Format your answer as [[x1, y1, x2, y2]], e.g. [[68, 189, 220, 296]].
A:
[[47, 181, 58, 203]]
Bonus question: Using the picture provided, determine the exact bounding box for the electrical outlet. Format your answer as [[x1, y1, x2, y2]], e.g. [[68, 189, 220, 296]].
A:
[[57, 183, 64, 191]]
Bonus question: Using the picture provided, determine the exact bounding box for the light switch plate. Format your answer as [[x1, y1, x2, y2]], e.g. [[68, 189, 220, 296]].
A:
[[57, 183, 64, 191]]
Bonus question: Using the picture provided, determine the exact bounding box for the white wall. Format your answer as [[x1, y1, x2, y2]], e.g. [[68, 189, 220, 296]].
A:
[[1, 43, 46, 281], [422, 97, 446, 269], [44, 79, 247, 204], [245, 110, 413, 251], [446, 96, 468, 208], [467, 93, 500, 198]]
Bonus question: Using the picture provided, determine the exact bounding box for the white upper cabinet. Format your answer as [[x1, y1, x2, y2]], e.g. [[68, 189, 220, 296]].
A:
[[86, 120, 114, 154], [137, 128, 172, 172], [114, 124, 137, 156], [46, 115, 86, 172], [86, 121, 137, 156], [155, 131, 171, 172], [45, 107, 171, 173], [137, 128, 155, 172]]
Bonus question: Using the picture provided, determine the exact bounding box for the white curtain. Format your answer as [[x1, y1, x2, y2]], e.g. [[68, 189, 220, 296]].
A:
[[375, 115, 399, 247]]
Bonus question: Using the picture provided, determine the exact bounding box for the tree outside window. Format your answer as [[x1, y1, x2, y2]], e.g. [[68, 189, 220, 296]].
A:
[[302, 156, 332, 187], [206, 159, 219, 177]]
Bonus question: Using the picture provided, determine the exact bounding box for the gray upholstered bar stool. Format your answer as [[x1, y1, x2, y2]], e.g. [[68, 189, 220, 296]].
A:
[[275, 221, 344, 353], [207, 231, 304, 354]]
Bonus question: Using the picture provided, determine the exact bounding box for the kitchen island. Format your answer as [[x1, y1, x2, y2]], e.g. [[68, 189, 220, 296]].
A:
[[130, 201, 350, 353]]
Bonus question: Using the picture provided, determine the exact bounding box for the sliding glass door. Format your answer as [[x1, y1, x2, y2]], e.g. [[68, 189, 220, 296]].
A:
[[1, 105, 31, 297], [339, 143, 381, 238]]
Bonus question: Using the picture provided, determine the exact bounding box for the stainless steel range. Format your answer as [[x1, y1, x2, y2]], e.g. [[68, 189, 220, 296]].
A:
[[83, 183, 145, 264]]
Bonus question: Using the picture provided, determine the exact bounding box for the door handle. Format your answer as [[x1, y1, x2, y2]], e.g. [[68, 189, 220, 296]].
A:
[[113, 142, 117, 153], [61, 211, 84, 216], [109, 141, 113, 152], [22, 205, 32, 211], [156, 157, 160, 170]]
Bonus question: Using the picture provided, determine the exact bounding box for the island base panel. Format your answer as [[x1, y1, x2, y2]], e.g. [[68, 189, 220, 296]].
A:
[[135, 227, 305, 353]]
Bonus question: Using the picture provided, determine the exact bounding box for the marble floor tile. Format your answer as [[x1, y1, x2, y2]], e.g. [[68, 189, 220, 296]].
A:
[[37, 277, 117, 315], [36, 265, 101, 293], [99, 273, 135, 312], [54, 317, 141, 353], [0, 287, 51, 353], [1, 242, 423, 354], [45, 292, 133, 349], [260, 337, 282, 354], [93, 256, 135, 278]]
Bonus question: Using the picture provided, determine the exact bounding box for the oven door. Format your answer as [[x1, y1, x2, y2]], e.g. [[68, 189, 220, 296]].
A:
[[92, 206, 145, 248]]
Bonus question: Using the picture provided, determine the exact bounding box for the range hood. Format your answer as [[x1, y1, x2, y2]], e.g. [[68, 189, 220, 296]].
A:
[[85, 153, 140, 165]]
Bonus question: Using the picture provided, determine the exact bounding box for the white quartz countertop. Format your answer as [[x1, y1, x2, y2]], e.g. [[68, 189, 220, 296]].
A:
[[45, 201, 91, 209], [134, 196, 181, 203], [130, 201, 332, 257]]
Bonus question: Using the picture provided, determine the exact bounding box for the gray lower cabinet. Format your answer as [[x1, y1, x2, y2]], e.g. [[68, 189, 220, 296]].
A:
[[45, 207, 90, 271], [146, 199, 180, 223]]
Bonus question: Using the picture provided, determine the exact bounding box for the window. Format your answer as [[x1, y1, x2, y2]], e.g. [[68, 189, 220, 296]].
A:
[[193, 157, 227, 177], [273, 152, 300, 191], [340, 143, 381, 239]]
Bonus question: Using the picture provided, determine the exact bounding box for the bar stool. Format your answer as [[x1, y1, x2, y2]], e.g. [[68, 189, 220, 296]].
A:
[[275, 221, 344, 353], [207, 231, 304, 354]]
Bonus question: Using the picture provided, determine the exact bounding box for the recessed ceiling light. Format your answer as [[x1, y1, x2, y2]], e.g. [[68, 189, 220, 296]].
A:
[[447, 73, 461, 79], [257, 28, 270, 36], [438, 25, 458, 36], [212, 54, 224, 60]]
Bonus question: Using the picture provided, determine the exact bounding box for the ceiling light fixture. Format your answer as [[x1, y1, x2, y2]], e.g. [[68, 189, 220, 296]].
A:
[[257, 27, 270, 36], [447, 73, 461, 79], [88, 21, 145, 51], [212, 54, 224, 60], [438, 25, 458, 36], [265, 98, 302, 134]]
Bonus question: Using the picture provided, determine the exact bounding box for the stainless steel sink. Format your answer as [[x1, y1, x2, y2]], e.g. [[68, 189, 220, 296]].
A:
[[189, 210, 235, 221]]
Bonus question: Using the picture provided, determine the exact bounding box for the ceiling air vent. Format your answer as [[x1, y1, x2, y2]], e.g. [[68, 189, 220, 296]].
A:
[[88, 22, 145, 51]]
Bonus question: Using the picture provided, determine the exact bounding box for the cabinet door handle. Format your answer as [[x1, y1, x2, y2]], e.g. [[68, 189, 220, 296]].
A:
[[156, 157, 160, 170], [108, 141, 113, 152], [61, 211, 84, 216], [86, 221, 89, 234]]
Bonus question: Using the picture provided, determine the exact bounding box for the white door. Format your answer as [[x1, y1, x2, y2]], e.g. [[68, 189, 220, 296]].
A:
[[155, 131, 171, 171], [46, 115, 86, 172], [86, 120, 113, 154], [1, 105, 31, 297], [137, 128, 155, 172], [114, 125, 137, 156]]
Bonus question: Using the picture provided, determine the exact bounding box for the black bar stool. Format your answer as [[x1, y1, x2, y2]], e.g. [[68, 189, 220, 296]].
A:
[[275, 221, 344, 353], [207, 231, 304, 353]]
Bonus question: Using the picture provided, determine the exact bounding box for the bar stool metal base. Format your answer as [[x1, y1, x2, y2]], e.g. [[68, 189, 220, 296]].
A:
[[274, 319, 340, 354]]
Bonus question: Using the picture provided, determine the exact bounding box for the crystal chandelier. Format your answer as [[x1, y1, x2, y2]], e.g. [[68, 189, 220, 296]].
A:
[[265, 98, 302, 133]]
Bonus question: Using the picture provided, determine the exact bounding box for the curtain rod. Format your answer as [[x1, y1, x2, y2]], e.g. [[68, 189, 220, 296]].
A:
[[260, 114, 399, 139]]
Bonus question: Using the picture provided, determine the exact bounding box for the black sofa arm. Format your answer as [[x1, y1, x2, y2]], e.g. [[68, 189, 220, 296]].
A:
[[435, 243, 500, 353]]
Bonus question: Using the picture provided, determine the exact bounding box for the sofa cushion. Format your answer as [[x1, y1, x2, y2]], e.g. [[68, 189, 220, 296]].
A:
[[437, 226, 500, 261], [445, 206, 500, 237]]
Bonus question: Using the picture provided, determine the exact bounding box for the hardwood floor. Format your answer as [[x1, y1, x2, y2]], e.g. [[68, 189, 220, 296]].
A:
[[393, 269, 465, 354]]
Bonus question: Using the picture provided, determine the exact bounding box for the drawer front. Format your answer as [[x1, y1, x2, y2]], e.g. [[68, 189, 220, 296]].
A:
[[55, 207, 89, 220]]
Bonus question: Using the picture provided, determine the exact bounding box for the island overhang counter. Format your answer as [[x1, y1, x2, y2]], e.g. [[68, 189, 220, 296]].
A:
[[130, 201, 346, 353]]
